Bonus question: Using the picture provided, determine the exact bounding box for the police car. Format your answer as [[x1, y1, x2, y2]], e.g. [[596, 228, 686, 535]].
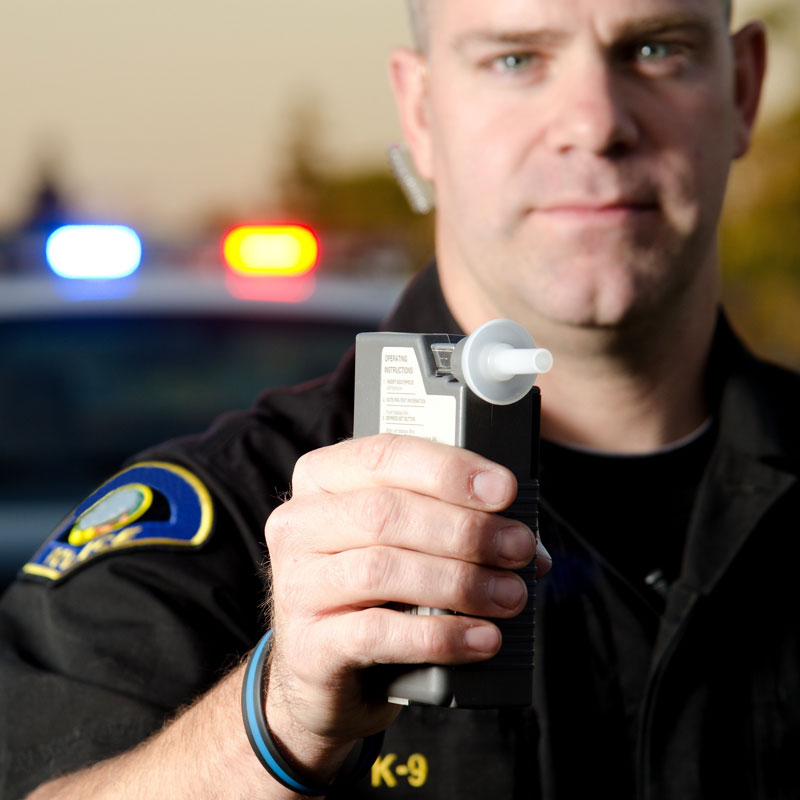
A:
[[0, 224, 408, 591]]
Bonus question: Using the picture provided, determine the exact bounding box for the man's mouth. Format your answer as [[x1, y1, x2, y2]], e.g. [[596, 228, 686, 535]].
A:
[[524, 199, 660, 231], [535, 198, 659, 215]]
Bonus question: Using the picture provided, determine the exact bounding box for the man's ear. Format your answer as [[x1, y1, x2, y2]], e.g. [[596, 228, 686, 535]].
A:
[[731, 21, 767, 159], [389, 47, 434, 181]]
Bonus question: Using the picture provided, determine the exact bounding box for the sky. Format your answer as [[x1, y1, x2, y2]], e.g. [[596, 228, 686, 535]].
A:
[[1, 0, 797, 237], [0, 0, 412, 235]]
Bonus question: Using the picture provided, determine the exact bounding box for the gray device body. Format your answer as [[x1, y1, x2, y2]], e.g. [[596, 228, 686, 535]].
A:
[[353, 329, 542, 708]]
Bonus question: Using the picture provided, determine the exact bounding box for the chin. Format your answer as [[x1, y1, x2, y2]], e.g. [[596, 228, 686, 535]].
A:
[[532, 241, 696, 326], [524, 268, 646, 329]]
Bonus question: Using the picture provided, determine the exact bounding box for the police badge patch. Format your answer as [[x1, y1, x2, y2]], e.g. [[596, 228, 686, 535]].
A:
[[23, 461, 214, 581]]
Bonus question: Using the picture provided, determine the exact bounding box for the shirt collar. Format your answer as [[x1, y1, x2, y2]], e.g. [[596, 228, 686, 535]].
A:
[[381, 261, 463, 336]]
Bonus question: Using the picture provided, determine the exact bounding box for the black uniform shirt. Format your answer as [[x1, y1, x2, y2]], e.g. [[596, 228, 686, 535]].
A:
[[2, 264, 800, 800]]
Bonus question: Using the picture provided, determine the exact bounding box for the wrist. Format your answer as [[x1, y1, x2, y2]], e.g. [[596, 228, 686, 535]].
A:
[[241, 631, 384, 795]]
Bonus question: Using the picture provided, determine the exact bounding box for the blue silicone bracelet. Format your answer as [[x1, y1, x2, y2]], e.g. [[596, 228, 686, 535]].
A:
[[241, 630, 384, 795]]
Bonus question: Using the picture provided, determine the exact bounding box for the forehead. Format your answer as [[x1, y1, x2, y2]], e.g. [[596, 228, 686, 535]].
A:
[[430, 0, 725, 39]]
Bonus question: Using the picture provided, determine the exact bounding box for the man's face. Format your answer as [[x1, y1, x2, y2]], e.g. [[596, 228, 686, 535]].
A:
[[394, 0, 763, 333]]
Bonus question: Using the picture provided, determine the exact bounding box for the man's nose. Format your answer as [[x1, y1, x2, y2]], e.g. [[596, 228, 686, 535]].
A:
[[544, 53, 639, 157]]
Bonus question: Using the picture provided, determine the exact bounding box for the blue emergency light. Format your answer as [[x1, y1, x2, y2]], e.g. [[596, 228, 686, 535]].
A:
[[46, 225, 143, 280]]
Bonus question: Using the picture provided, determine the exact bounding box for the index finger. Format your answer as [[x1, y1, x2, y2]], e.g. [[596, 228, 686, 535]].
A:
[[291, 433, 517, 511]]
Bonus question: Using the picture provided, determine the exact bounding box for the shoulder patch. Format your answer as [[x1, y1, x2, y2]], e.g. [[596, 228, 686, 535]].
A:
[[23, 461, 214, 582]]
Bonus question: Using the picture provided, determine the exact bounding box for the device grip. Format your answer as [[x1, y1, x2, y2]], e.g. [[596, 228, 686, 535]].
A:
[[382, 480, 538, 708]]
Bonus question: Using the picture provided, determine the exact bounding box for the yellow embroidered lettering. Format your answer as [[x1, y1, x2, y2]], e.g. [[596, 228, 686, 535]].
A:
[[78, 533, 114, 561], [45, 547, 76, 572], [111, 526, 142, 546], [77, 526, 142, 562], [371, 753, 429, 789], [407, 753, 428, 788], [372, 754, 398, 788]]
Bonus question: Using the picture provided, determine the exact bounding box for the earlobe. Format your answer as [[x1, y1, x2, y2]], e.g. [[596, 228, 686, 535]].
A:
[[388, 47, 434, 181], [731, 22, 768, 159]]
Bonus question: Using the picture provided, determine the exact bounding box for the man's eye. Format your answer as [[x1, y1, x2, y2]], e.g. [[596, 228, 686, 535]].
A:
[[636, 42, 676, 61], [490, 53, 535, 73], [625, 39, 695, 75]]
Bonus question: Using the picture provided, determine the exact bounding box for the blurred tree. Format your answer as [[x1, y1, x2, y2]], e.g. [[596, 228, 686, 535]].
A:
[[0, 154, 73, 275], [720, 104, 800, 367], [276, 100, 433, 276]]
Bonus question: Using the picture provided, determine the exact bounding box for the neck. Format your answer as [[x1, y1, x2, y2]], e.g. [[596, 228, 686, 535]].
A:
[[441, 265, 719, 455], [540, 286, 718, 453], [537, 320, 714, 453]]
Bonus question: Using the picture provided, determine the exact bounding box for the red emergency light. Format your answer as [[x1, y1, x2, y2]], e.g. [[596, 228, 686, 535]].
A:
[[222, 225, 319, 277]]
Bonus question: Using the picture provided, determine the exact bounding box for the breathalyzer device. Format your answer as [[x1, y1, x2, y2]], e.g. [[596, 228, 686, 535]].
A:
[[353, 319, 553, 708]]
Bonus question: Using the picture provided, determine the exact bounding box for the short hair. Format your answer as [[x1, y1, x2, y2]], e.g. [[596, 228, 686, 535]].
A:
[[406, 0, 429, 53], [405, 0, 733, 53]]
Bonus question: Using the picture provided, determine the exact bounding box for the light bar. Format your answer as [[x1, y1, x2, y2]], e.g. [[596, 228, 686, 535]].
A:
[[46, 225, 142, 280], [223, 225, 319, 277]]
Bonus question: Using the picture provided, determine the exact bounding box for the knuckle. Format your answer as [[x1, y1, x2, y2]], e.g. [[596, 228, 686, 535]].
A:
[[352, 547, 393, 595], [449, 450, 483, 496], [446, 559, 481, 609], [290, 448, 318, 490], [424, 444, 465, 496], [264, 501, 292, 551], [431, 448, 484, 503], [350, 610, 380, 659], [419, 621, 452, 662], [452, 509, 492, 562], [358, 488, 401, 542], [360, 433, 405, 477]]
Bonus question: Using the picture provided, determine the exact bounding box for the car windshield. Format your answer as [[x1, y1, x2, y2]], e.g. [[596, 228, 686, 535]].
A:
[[0, 310, 371, 590], [1, 314, 359, 500]]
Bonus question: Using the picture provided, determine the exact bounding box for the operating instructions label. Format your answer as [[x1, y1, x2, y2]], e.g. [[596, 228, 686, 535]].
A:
[[379, 347, 456, 445]]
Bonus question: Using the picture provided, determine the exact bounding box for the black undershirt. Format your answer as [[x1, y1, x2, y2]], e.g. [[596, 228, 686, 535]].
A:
[[539, 421, 717, 611]]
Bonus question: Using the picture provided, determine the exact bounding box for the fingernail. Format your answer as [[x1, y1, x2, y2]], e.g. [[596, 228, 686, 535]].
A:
[[536, 537, 552, 564], [488, 575, 526, 609], [472, 471, 509, 506], [464, 625, 500, 653], [496, 526, 535, 563]]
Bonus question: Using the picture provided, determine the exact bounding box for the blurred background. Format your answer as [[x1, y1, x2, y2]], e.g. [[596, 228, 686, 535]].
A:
[[0, 0, 431, 276], [719, 0, 800, 367], [1, 0, 798, 338], [0, 0, 798, 587]]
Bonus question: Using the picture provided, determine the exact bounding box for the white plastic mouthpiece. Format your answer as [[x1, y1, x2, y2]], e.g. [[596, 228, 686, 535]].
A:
[[455, 319, 554, 405], [486, 344, 554, 382]]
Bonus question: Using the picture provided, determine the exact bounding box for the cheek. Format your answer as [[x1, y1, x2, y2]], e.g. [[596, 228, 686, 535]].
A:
[[441, 130, 532, 240], [645, 85, 734, 226], [429, 83, 533, 214]]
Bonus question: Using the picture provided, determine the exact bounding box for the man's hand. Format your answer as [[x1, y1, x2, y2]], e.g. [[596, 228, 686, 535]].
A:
[[263, 433, 551, 780], [21, 434, 550, 799]]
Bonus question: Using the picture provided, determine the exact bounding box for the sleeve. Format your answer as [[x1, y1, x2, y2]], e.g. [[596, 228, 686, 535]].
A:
[[0, 460, 266, 800]]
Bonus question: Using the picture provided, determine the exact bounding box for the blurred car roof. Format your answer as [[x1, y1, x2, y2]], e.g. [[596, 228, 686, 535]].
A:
[[0, 266, 406, 321]]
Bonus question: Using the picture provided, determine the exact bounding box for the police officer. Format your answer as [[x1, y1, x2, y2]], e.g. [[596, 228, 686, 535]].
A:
[[4, 1, 792, 798]]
